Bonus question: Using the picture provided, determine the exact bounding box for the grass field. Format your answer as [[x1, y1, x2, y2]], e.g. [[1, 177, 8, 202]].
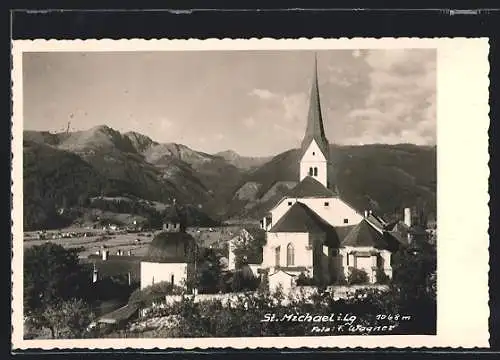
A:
[[23, 227, 156, 258]]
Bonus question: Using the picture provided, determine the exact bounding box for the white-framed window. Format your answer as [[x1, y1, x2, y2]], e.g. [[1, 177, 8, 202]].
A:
[[286, 243, 295, 266], [275, 246, 281, 267], [314, 167, 318, 176]]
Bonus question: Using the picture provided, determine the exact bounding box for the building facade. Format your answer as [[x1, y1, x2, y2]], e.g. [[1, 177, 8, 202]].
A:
[[260, 56, 405, 289]]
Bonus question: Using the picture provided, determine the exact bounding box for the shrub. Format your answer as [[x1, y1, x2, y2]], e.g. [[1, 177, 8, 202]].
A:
[[347, 267, 369, 285], [128, 281, 183, 307], [375, 267, 390, 285], [295, 273, 315, 286]]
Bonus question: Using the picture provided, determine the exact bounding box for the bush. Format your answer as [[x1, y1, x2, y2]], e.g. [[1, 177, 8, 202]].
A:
[[375, 268, 390, 285], [230, 266, 259, 293], [347, 267, 369, 285], [295, 273, 315, 286], [128, 281, 183, 307]]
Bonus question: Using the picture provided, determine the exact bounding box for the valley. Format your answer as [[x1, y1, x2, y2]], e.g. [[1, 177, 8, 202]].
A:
[[23, 125, 437, 235]]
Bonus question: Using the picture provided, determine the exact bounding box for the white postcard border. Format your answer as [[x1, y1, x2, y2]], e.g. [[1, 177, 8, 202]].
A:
[[11, 37, 490, 349]]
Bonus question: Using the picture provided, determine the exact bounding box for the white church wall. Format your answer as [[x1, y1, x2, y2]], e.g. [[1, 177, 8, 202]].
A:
[[299, 198, 364, 227], [140, 261, 188, 290], [263, 232, 312, 270], [268, 198, 298, 227], [300, 140, 327, 187]]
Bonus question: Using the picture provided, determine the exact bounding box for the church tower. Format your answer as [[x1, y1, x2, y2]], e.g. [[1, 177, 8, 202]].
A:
[[299, 54, 330, 188]]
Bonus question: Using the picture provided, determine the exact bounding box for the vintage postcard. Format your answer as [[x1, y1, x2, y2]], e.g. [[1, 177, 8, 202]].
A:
[[11, 38, 490, 350]]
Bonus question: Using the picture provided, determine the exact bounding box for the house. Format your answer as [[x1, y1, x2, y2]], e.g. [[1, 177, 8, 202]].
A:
[[140, 203, 197, 290], [259, 55, 406, 290]]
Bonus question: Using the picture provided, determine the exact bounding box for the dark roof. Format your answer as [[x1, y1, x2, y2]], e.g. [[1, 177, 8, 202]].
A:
[[270, 202, 333, 234], [341, 219, 388, 249], [366, 213, 385, 230], [269, 202, 340, 247], [300, 55, 329, 160], [390, 221, 410, 233], [97, 304, 139, 324], [144, 231, 196, 263], [334, 225, 356, 242], [386, 230, 407, 246], [286, 176, 337, 198]]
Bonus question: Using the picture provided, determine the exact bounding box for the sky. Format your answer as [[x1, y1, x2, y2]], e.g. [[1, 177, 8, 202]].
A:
[[23, 49, 436, 157]]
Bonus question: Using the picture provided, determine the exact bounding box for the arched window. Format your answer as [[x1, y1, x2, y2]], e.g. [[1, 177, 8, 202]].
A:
[[287, 243, 295, 266], [275, 246, 281, 267], [309, 167, 313, 176], [314, 167, 318, 176]]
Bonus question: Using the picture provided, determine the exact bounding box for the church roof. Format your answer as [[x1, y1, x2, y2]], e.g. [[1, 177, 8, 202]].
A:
[[286, 176, 337, 198], [269, 202, 342, 248], [300, 55, 329, 160], [341, 219, 389, 249], [269, 202, 334, 234]]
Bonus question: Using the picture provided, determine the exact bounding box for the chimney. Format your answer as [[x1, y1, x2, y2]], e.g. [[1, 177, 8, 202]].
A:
[[364, 210, 369, 218], [102, 249, 108, 261], [404, 208, 412, 227], [92, 264, 98, 283], [128, 272, 132, 286], [227, 240, 236, 270]]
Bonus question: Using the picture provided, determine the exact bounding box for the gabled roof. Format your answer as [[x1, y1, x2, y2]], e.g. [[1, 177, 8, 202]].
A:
[[269, 269, 297, 278], [286, 176, 337, 198], [300, 55, 329, 159], [341, 219, 389, 249], [366, 213, 386, 230], [269, 202, 334, 234]]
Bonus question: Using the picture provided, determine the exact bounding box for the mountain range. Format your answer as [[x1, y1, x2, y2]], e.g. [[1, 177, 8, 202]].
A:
[[23, 125, 436, 231]]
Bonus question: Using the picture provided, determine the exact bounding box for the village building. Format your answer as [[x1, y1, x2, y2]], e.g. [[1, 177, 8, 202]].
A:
[[260, 56, 407, 288], [140, 203, 197, 289]]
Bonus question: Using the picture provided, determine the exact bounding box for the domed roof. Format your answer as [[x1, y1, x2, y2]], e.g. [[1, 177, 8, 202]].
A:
[[144, 231, 197, 263]]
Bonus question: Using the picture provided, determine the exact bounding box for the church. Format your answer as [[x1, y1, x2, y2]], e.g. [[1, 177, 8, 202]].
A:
[[260, 56, 406, 291]]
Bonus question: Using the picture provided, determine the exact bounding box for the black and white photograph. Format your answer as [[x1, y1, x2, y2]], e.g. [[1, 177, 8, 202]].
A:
[[11, 38, 489, 349]]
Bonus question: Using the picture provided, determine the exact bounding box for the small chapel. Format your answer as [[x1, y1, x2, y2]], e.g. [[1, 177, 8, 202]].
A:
[[260, 56, 406, 291]]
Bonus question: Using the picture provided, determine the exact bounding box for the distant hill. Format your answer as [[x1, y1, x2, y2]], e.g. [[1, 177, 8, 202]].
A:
[[215, 150, 273, 170], [227, 144, 437, 221], [23, 126, 437, 230], [23, 126, 238, 230]]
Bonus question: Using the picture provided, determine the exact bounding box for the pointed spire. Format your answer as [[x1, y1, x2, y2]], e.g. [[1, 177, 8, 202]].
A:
[[300, 52, 329, 159]]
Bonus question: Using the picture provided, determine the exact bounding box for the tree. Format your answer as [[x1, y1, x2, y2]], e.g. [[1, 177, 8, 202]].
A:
[[389, 239, 437, 333], [230, 265, 259, 292], [26, 299, 95, 339], [128, 281, 183, 308], [24, 243, 88, 313], [375, 268, 391, 285], [347, 267, 369, 285], [196, 249, 224, 294]]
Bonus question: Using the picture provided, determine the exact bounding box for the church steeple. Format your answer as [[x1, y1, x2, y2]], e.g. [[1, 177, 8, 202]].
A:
[[300, 54, 329, 160], [299, 54, 330, 188]]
